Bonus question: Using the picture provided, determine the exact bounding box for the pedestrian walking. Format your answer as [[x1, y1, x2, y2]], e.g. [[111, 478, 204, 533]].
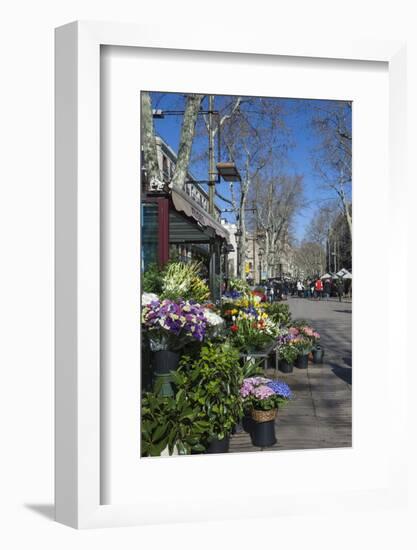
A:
[[324, 279, 331, 300], [296, 280, 304, 298], [315, 278, 323, 300], [336, 278, 344, 302]]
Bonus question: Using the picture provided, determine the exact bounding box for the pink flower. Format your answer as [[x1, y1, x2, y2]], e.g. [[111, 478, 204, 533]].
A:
[[253, 385, 275, 400]]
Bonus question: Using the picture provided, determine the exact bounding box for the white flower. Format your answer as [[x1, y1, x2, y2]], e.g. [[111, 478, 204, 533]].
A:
[[142, 292, 158, 306], [203, 308, 224, 327]]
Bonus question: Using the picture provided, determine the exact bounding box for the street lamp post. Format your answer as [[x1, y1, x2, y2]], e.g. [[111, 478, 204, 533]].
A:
[[258, 248, 264, 284]]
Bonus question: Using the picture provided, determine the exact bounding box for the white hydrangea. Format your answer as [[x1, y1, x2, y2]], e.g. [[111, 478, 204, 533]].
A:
[[142, 292, 159, 306]]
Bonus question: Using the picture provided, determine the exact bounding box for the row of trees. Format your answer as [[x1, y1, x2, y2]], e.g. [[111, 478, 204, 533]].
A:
[[293, 201, 352, 279], [141, 92, 352, 281]]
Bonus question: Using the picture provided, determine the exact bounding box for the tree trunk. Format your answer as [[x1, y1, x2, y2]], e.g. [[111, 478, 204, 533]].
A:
[[141, 92, 163, 191], [171, 94, 204, 189], [239, 191, 247, 280]]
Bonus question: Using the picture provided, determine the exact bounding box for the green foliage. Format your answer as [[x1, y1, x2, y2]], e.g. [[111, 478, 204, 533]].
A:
[[233, 326, 274, 353], [279, 344, 299, 364], [174, 342, 243, 441], [264, 303, 292, 327], [228, 278, 250, 293], [240, 357, 264, 378], [251, 393, 282, 412], [141, 391, 208, 456], [161, 261, 210, 303], [142, 263, 164, 294], [142, 260, 211, 303]]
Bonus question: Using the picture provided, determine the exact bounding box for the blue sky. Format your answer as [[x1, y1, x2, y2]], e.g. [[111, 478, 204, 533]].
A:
[[149, 92, 351, 241]]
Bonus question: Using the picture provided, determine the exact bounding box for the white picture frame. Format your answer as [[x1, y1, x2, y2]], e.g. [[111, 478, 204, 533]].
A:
[[55, 21, 407, 529]]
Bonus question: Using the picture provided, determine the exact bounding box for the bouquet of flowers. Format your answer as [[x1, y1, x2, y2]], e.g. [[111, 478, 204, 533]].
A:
[[228, 308, 280, 352], [240, 376, 292, 411], [297, 325, 320, 345], [275, 327, 311, 357], [142, 298, 209, 351], [291, 335, 314, 355]]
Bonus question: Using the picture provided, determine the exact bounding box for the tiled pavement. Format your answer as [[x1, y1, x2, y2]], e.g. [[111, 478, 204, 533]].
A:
[[229, 297, 352, 452]]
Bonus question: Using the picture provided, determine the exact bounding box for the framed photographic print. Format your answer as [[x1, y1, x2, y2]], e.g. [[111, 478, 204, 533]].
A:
[[55, 21, 408, 528]]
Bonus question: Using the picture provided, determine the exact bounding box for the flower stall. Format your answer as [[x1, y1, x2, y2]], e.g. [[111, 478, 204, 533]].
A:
[[140, 262, 325, 457]]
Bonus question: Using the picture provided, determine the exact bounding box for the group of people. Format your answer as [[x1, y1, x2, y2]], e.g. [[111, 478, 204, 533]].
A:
[[293, 277, 345, 302], [253, 276, 350, 303]]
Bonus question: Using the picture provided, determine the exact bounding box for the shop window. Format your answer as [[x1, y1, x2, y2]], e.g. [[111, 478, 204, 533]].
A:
[[141, 203, 158, 271]]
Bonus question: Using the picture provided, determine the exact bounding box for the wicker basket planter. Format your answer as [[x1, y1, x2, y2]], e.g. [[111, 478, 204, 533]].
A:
[[251, 408, 277, 423]]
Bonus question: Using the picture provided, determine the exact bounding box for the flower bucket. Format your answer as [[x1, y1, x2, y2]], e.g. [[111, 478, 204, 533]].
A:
[[206, 435, 230, 454], [296, 354, 309, 369], [250, 413, 277, 447], [251, 408, 277, 423], [312, 347, 325, 364], [279, 359, 293, 374], [153, 350, 180, 374]]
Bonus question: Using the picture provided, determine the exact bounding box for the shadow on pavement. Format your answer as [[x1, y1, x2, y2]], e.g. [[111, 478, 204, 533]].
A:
[[329, 363, 352, 385]]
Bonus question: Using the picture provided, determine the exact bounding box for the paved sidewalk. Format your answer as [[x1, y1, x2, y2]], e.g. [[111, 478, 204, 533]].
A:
[[229, 297, 352, 452]]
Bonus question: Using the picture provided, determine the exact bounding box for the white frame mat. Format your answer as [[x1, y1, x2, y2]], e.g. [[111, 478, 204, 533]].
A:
[[55, 21, 407, 529]]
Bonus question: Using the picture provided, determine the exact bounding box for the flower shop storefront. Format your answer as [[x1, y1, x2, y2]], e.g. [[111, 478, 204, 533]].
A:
[[142, 187, 230, 301]]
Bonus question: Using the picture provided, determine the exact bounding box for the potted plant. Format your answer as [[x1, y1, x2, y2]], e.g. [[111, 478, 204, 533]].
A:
[[293, 337, 313, 369], [278, 342, 299, 373], [240, 377, 292, 447], [227, 307, 280, 353], [142, 298, 212, 396], [264, 302, 292, 327], [296, 325, 322, 363], [141, 391, 209, 456], [172, 342, 243, 453]]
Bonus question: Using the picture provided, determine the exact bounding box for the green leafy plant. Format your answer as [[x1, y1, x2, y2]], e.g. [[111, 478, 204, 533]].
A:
[[279, 343, 299, 364], [141, 390, 209, 456], [228, 278, 250, 293], [264, 303, 292, 327], [173, 342, 243, 443], [240, 356, 264, 378], [142, 263, 164, 294]]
